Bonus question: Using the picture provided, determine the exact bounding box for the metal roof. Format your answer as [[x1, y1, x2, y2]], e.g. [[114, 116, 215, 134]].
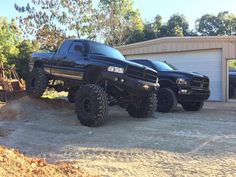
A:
[[117, 36, 236, 58]]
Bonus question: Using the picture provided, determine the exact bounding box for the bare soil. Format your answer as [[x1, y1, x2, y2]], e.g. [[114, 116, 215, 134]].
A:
[[0, 145, 95, 177], [0, 96, 236, 176]]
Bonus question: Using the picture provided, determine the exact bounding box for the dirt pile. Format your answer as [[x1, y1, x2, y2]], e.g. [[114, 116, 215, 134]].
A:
[[0, 96, 72, 121], [0, 102, 23, 120], [0, 146, 96, 177]]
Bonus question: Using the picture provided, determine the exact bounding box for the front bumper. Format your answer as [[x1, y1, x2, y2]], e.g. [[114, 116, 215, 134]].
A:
[[176, 86, 210, 102], [101, 71, 159, 95]]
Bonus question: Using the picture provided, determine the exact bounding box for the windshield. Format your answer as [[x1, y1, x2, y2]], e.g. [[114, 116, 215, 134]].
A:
[[89, 42, 125, 60], [152, 61, 177, 71]]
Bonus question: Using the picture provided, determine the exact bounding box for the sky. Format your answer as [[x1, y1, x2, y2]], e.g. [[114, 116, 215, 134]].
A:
[[0, 0, 236, 29]]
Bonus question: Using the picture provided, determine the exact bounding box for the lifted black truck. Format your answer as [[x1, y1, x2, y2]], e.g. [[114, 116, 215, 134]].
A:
[[131, 59, 210, 112], [27, 39, 159, 127]]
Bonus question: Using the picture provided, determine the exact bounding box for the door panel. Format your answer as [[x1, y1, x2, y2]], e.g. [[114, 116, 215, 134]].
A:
[[51, 40, 72, 76], [52, 41, 85, 80]]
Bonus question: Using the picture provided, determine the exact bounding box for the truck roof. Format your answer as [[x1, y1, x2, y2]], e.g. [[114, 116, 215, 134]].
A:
[[64, 39, 105, 46]]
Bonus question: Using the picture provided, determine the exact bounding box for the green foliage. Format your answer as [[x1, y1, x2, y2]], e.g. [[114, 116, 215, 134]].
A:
[[166, 14, 189, 36], [0, 16, 41, 80], [145, 15, 163, 39], [98, 0, 143, 46], [35, 25, 65, 50], [0, 17, 20, 64], [15, 40, 39, 79], [153, 15, 162, 36], [196, 11, 236, 36], [126, 14, 191, 44], [143, 23, 156, 40], [229, 60, 236, 69], [15, 0, 97, 50], [11, 1, 236, 48]]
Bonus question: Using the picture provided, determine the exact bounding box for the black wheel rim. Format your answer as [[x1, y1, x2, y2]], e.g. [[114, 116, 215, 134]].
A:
[[82, 98, 92, 113], [158, 95, 169, 104]]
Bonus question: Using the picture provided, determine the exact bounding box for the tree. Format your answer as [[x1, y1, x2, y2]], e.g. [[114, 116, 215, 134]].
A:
[[229, 60, 236, 69], [0, 17, 20, 64], [15, 40, 39, 79], [125, 13, 193, 44], [196, 11, 236, 36], [152, 15, 163, 37], [125, 29, 145, 44], [143, 15, 163, 40], [159, 25, 168, 37], [35, 25, 66, 50], [15, 0, 97, 50], [216, 11, 236, 35], [98, 0, 143, 46], [196, 14, 220, 36], [166, 14, 190, 36], [125, 15, 163, 44], [143, 23, 156, 40]]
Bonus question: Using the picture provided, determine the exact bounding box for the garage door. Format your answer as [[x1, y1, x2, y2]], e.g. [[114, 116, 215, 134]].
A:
[[126, 49, 222, 101]]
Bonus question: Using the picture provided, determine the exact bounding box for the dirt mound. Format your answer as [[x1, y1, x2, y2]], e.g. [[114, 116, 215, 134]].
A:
[[0, 102, 23, 120], [0, 145, 95, 177], [0, 96, 73, 120]]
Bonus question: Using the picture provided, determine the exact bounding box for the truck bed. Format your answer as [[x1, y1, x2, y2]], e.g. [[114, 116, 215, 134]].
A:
[[32, 52, 55, 60]]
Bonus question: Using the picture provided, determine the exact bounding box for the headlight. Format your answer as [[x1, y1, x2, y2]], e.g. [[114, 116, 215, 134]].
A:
[[107, 66, 124, 74], [176, 78, 188, 85]]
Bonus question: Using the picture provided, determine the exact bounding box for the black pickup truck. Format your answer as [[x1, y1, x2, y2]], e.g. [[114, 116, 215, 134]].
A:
[[229, 68, 236, 98], [131, 59, 210, 112], [27, 39, 159, 127]]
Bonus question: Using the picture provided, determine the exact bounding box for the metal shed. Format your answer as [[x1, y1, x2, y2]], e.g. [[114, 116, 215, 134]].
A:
[[117, 36, 236, 102]]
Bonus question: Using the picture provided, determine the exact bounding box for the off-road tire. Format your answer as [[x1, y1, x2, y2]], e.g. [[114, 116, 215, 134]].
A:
[[181, 101, 204, 111], [26, 67, 48, 98], [156, 88, 177, 112], [75, 84, 108, 127], [67, 87, 77, 103], [127, 93, 157, 118], [229, 84, 235, 99]]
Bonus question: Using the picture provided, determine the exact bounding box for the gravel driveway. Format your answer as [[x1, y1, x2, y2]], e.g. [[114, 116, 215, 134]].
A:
[[0, 97, 236, 176]]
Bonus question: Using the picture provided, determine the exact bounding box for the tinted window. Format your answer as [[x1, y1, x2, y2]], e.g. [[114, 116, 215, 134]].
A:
[[57, 40, 71, 57], [68, 42, 84, 55], [89, 43, 125, 60], [152, 61, 177, 71]]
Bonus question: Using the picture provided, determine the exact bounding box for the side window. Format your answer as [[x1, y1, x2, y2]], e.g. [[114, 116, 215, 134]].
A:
[[57, 40, 71, 57], [68, 42, 84, 55]]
